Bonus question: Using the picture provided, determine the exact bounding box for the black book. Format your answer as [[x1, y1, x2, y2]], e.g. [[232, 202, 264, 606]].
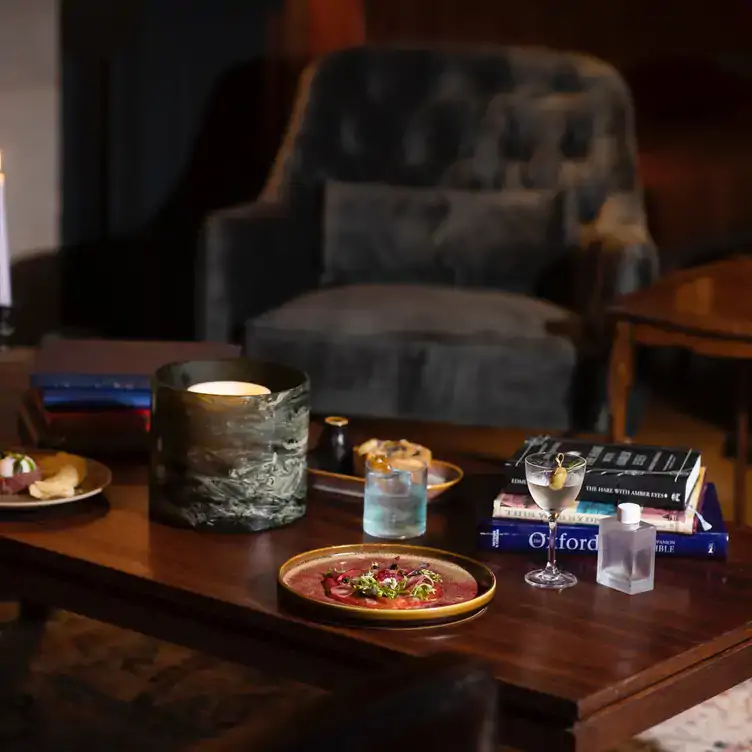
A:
[[504, 436, 702, 511]]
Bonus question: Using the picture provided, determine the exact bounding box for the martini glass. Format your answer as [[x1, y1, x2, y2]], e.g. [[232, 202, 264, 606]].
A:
[[524, 451, 587, 589]]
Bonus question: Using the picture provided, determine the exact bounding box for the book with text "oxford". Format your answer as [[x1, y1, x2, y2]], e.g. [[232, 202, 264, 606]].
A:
[[477, 482, 727, 560], [504, 435, 701, 511]]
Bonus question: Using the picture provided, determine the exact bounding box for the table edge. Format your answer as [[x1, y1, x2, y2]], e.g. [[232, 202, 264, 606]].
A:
[[0, 532, 749, 726]]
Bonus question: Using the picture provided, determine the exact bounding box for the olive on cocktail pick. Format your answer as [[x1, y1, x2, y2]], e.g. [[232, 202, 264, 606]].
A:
[[549, 453, 568, 490]]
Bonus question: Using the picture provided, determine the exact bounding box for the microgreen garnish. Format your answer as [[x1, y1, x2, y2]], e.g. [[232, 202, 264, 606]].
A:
[[323, 558, 442, 601]]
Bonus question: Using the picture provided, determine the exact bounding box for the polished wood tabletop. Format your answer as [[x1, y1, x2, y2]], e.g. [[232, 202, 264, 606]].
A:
[[608, 256, 752, 526], [609, 255, 752, 341], [0, 349, 751, 752]]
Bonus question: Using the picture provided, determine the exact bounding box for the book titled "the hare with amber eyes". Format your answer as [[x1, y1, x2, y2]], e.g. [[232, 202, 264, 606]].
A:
[[503, 436, 702, 511]]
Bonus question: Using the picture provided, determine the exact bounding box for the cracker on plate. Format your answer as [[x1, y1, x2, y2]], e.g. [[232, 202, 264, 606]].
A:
[[29, 452, 87, 500], [37, 452, 87, 483]]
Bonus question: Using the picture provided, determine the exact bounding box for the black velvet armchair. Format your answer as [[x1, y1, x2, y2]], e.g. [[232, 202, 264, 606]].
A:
[[197, 45, 658, 431]]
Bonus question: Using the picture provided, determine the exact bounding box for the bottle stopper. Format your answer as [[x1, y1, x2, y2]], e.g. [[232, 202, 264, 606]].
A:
[[618, 502, 641, 525]]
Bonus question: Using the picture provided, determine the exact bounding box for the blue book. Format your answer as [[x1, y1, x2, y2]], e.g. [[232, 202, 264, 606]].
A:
[[31, 372, 151, 391], [40, 388, 152, 411], [477, 483, 728, 559]]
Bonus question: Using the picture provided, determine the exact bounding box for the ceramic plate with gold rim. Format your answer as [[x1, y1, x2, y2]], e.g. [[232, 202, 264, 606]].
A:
[[307, 460, 463, 502], [0, 451, 111, 509], [278, 543, 495, 627]]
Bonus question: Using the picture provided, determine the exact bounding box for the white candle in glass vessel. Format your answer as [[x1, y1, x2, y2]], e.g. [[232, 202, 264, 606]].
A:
[[187, 380, 271, 396]]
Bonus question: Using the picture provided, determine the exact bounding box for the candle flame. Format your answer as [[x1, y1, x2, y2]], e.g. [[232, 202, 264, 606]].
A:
[[187, 380, 271, 396]]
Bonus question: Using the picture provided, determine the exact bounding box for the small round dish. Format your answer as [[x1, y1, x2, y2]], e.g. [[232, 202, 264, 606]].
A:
[[307, 459, 463, 502], [278, 543, 495, 628], [0, 451, 111, 509]]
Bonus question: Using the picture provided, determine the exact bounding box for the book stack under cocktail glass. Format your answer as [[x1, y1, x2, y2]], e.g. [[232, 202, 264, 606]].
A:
[[477, 436, 729, 560]]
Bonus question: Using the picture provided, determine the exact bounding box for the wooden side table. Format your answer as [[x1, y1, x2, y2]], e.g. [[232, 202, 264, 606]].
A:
[[608, 257, 752, 526]]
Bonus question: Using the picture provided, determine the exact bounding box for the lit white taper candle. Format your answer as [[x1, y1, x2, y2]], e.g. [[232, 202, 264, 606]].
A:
[[0, 151, 12, 308]]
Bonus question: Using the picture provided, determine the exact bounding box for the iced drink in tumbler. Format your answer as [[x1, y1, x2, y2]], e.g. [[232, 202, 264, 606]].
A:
[[363, 456, 428, 539]]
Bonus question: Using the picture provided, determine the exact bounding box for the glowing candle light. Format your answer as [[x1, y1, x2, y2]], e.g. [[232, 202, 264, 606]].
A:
[[187, 380, 271, 396]]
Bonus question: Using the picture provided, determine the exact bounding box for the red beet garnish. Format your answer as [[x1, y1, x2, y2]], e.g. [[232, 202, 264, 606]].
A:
[[376, 568, 405, 583]]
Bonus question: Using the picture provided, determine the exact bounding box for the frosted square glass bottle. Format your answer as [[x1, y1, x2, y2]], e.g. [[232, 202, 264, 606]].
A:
[[597, 503, 656, 595]]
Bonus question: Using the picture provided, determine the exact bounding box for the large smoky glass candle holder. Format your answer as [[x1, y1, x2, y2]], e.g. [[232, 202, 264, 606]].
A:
[[149, 359, 309, 532]]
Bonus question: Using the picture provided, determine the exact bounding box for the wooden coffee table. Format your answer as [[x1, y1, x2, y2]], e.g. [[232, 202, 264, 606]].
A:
[[609, 256, 752, 526], [0, 351, 751, 752]]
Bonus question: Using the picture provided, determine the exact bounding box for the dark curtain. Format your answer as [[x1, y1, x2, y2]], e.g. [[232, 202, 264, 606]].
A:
[[61, 0, 281, 340]]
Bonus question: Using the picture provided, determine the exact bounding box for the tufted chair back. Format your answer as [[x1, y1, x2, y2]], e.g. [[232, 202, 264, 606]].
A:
[[262, 45, 646, 227]]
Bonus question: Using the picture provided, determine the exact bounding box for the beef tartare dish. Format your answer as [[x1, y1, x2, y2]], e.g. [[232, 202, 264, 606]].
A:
[[322, 557, 445, 610], [281, 552, 479, 612]]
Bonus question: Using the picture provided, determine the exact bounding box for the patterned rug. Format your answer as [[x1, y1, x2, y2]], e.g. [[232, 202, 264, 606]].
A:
[[0, 607, 321, 750], [615, 686, 752, 752], [0, 607, 750, 751]]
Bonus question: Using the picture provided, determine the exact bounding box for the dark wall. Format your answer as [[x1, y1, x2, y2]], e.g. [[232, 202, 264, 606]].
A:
[[63, 0, 278, 244], [366, 0, 749, 68], [62, 0, 279, 339]]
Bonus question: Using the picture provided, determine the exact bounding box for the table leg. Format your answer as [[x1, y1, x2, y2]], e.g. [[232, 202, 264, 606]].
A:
[[0, 601, 51, 740], [735, 361, 749, 526], [608, 321, 634, 443]]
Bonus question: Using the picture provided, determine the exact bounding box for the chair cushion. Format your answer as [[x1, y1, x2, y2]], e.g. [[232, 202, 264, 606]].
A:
[[322, 181, 575, 294], [245, 284, 580, 429]]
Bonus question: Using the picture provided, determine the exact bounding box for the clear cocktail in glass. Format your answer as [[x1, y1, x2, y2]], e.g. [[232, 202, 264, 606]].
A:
[[524, 451, 587, 589]]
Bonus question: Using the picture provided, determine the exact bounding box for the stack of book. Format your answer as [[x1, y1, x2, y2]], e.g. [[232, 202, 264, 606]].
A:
[[19, 338, 240, 454], [477, 436, 729, 560]]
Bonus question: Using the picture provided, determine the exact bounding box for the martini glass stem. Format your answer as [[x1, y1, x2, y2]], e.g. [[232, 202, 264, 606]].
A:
[[546, 513, 560, 574]]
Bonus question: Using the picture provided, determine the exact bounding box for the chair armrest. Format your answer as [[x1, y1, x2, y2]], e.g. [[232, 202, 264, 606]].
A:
[[576, 193, 660, 342], [196, 200, 318, 343]]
